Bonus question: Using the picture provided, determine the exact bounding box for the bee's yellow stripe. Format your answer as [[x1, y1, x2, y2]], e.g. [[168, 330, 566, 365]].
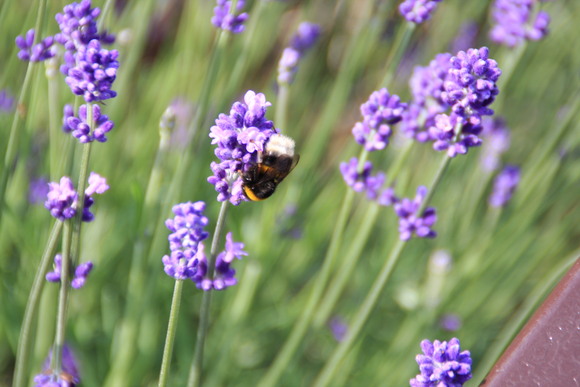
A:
[[243, 186, 265, 201]]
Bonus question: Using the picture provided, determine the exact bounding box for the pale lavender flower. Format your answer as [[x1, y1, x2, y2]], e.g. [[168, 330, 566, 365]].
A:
[[0, 89, 15, 112], [409, 338, 472, 386], [162, 201, 209, 280], [394, 186, 437, 241], [193, 233, 247, 290], [64, 103, 115, 143], [33, 345, 80, 387], [490, 0, 550, 47], [212, 0, 248, 34], [15, 29, 55, 62], [399, 0, 442, 24], [340, 157, 398, 205], [489, 165, 521, 207], [208, 90, 277, 205], [46, 254, 94, 289], [277, 22, 321, 84]]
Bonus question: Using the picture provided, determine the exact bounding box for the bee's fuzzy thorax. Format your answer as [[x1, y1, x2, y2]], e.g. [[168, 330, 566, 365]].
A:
[[265, 134, 295, 157]]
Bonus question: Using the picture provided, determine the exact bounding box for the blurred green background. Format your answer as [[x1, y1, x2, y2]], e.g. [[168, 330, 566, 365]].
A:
[[1, 0, 579, 386]]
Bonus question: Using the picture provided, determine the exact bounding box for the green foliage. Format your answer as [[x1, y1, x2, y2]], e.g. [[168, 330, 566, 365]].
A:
[[1, 0, 579, 386]]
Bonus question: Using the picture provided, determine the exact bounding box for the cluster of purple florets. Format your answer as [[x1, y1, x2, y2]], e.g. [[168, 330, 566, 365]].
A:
[[489, 165, 521, 207], [402, 47, 502, 157], [34, 345, 80, 387], [278, 22, 321, 85], [399, 0, 442, 24], [44, 172, 109, 222], [15, 0, 118, 143], [340, 88, 437, 241], [212, 0, 248, 34], [208, 90, 277, 205], [490, 0, 550, 47], [162, 202, 247, 290], [46, 254, 94, 289], [410, 338, 473, 387]]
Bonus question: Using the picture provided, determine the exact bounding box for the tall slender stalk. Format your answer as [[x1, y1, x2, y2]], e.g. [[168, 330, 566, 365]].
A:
[[158, 279, 184, 387]]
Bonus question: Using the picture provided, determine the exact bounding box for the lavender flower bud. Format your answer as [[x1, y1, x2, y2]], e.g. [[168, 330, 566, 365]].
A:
[[399, 0, 442, 24], [489, 165, 521, 207], [277, 22, 321, 84], [340, 157, 398, 205], [55, 0, 114, 51], [65, 104, 115, 143], [212, 0, 248, 34], [409, 338, 472, 386], [45, 173, 109, 221], [46, 254, 94, 289]]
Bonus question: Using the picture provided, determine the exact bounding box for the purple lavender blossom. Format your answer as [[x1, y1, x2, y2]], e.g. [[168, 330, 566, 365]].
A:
[[409, 338, 472, 386], [329, 317, 348, 342], [489, 165, 521, 207], [212, 0, 248, 34], [193, 232, 247, 290], [0, 89, 15, 112], [15, 29, 55, 62], [46, 254, 94, 289], [394, 186, 437, 241], [340, 157, 398, 205], [34, 345, 80, 387], [29, 177, 50, 204], [440, 314, 462, 332], [399, 0, 442, 24], [480, 117, 511, 172], [55, 0, 114, 51], [208, 90, 277, 205], [62, 104, 74, 133], [162, 202, 209, 281], [64, 103, 115, 142], [45, 173, 109, 221], [352, 88, 407, 151], [65, 39, 119, 102], [490, 0, 550, 47], [277, 22, 321, 84]]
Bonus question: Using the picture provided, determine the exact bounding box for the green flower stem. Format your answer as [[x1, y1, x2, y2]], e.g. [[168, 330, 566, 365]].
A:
[[386, 140, 414, 185], [313, 202, 380, 327], [380, 22, 415, 88], [187, 200, 229, 387], [51, 221, 73, 374], [418, 153, 452, 215], [276, 83, 290, 133], [312, 238, 407, 387], [158, 279, 184, 387], [472, 250, 580, 385], [257, 188, 355, 387], [12, 221, 63, 387]]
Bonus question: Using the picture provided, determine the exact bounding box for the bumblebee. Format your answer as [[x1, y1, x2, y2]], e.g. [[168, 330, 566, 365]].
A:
[[241, 134, 299, 201]]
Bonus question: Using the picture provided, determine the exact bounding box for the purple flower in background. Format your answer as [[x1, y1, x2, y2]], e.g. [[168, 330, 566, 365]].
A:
[[277, 22, 321, 84], [329, 317, 348, 342], [212, 0, 248, 34], [45, 173, 109, 222], [399, 0, 442, 24], [29, 177, 50, 204], [65, 39, 119, 102], [450, 22, 479, 53], [489, 165, 521, 207], [340, 157, 398, 205], [394, 186, 437, 241], [193, 233, 247, 290], [46, 254, 94, 289], [0, 89, 15, 112], [480, 117, 510, 172], [62, 104, 75, 133], [15, 29, 55, 62], [64, 103, 115, 142], [440, 314, 462, 332], [55, 0, 114, 52], [353, 88, 407, 151], [162, 202, 209, 280], [208, 90, 277, 205], [34, 345, 80, 386], [490, 0, 550, 47], [409, 338, 472, 386]]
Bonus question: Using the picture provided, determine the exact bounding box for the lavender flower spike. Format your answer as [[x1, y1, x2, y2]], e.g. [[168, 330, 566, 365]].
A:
[[208, 90, 276, 205], [394, 186, 437, 241], [410, 337, 472, 387], [212, 0, 248, 34], [277, 22, 321, 84], [162, 201, 209, 281], [489, 165, 521, 207], [34, 345, 80, 386], [490, 0, 550, 47], [46, 254, 94, 289], [399, 0, 442, 24], [15, 29, 55, 62], [65, 104, 115, 143]]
